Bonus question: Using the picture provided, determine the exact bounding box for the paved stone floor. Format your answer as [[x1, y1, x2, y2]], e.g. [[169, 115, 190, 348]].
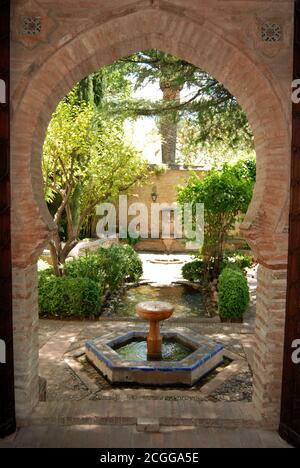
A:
[[140, 253, 191, 285], [38, 319, 255, 403], [0, 425, 291, 448]]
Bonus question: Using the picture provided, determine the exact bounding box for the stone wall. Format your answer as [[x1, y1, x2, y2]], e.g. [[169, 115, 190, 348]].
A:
[[10, 0, 293, 427], [126, 166, 204, 252]]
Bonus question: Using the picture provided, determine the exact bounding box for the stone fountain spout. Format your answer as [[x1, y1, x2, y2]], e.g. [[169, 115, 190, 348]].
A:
[[136, 301, 174, 360]]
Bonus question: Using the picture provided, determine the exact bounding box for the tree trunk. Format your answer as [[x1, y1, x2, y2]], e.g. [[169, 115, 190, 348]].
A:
[[159, 84, 181, 165], [48, 241, 62, 277]]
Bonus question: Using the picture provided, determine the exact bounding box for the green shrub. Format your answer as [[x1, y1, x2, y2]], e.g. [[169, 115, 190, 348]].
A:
[[66, 244, 143, 293], [120, 244, 143, 282], [65, 253, 105, 286], [182, 259, 205, 282], [38, 274, 102, 317], [38, 245, 143, 318], [98, 244, 143, 291], [124, 231, 141, 247], [218, 267, 250, 318], [177, 161, 255, 279], [222, 252, 252, 271]]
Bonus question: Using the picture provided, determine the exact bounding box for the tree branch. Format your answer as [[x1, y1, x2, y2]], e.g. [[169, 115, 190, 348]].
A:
[[54, 184, 73, 227]]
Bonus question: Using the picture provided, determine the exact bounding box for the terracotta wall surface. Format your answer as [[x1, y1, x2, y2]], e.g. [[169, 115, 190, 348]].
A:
[[126, 166, 204, 241]]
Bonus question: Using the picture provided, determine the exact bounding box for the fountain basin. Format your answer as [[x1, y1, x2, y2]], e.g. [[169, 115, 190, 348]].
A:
[[136, 301, 174, 322], [85, 327, 224, 386]]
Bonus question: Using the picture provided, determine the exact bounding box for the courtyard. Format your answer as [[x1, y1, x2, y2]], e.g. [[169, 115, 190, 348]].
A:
[[1, 0, 300, 450], [36, 256, 257, 405]]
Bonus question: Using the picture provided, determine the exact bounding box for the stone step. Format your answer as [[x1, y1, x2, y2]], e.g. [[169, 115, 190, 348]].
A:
[[20, 400, 262, 429]]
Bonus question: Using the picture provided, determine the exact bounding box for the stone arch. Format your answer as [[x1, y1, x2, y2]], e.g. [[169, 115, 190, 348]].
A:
[[12, 7, 289, 268], [11, 7, 290, 426]]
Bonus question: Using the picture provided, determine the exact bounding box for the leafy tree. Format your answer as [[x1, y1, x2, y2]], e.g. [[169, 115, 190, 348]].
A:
[[77, 65, 132, 112], [177, 159, 255, 278], [101, 49, 254, 164], [177, 108, 254, 166], [43, 88, 148, 276]]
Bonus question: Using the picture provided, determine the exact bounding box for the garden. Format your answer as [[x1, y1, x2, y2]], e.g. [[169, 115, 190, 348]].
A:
[[39, 158, 255, 323], [37, 48, 257, 406]]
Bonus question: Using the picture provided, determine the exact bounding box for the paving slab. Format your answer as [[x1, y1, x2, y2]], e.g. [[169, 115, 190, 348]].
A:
[[0, 425, 291, 448]]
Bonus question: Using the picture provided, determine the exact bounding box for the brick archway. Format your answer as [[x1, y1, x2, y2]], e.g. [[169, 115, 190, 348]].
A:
[[11, 6, 291, 427]]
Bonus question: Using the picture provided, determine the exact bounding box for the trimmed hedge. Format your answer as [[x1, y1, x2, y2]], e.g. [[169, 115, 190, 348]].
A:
[[38, 273, 102, 318], [38, 244, 143, 317], [182, 252, 252, 283], [218, 267, 250, 319]]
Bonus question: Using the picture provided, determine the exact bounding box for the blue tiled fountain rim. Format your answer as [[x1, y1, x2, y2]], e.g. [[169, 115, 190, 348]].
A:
[[85, 330, 224, 373]]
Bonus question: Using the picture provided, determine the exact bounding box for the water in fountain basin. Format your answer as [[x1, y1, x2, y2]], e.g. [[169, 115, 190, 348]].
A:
[[114, 338, 193, 362], [116, 284, 213, 318]]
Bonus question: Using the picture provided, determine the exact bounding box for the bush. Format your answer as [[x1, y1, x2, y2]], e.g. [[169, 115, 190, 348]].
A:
[[38, 273, 102, 318], [182, 259, 205, 282], [222, 252, 252, 271], [98, 244, 143, 291], [120, 244, 143, 282], [38, 245, 143, 318], [65, 253, 105, 286], [177, 160, 255, 279], [65, 244, 143, 293], [182, 252, 252, 284], [218, 267, 250, 319]]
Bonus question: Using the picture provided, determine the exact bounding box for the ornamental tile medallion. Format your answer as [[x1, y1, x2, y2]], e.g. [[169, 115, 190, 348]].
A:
[[12, 0, 56, 50]]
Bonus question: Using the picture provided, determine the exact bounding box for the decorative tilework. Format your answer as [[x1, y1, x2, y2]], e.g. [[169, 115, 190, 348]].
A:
[[85, 327, 224, 386], [21, 16, 42, 36], [261, 22, 282, 43]]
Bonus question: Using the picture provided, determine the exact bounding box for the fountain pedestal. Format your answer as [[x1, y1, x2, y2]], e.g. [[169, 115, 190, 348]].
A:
[[136, 301, 174, 360]]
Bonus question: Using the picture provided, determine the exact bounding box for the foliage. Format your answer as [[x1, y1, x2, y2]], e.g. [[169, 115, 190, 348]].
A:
[[118, 244, 144, 282], [182, 259, 205, 282], [43, 88, 149, 276], [222, 252, 253, 272], [38, 273, 102, 318], [181, 250, 252, 283], [218, 267, 250, 318], [123, 232, 141, 247], [77, 65, 132, 111], [177, 160, 255, 278], [66, 245, 143, 293], [66, 254, 105, 285], [38, 245, 143, 317], [97, 244, 143, 292], [101, 49, 254, 161], [177, 110, 254, 166]]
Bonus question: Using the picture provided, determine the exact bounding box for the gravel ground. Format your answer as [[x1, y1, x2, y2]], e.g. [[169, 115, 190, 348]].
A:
[[209, 371, 253, 402]]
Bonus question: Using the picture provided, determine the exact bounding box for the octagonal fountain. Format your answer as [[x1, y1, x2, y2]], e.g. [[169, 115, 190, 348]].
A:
[[85, 301, 224, 386]]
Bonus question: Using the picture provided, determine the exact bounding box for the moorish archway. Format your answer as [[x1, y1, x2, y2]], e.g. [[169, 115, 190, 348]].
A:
[[10, 1, 293, 428]]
